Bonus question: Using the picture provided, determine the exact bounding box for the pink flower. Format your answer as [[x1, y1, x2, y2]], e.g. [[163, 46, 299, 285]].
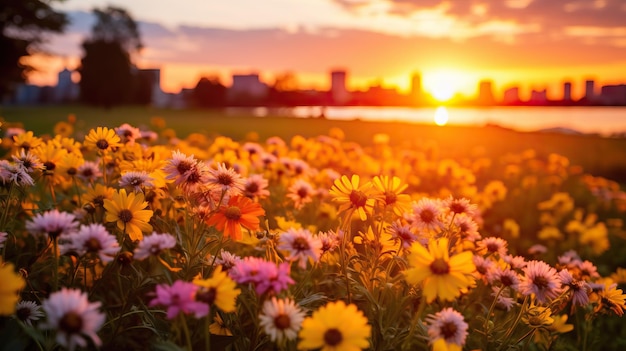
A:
[[519, 260, 562, 303], [26, 209, 78, 240], [149, 280, 208, 319], [277, 228, 322, 269], [229, 257, 295, 295], [40, 288, 105, 351], [134, 232, 177, 261]]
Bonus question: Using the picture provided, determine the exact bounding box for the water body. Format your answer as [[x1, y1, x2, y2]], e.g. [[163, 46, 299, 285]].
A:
[[235, 106, 626, 136]]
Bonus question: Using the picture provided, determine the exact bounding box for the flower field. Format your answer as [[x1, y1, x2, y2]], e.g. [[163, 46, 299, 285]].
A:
[[0, 115, 625, 351]]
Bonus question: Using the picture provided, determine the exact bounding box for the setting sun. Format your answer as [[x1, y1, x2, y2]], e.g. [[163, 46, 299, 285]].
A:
[[434, 106, 449, 126], [426, 71, 457, 101]]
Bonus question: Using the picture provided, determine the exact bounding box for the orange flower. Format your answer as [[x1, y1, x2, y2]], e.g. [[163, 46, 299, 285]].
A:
[[207, 196, 265, 241]]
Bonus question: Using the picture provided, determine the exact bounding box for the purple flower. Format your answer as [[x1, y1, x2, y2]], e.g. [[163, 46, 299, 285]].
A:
[[519, 260, 562, 303], [149, 280, 208, 319]]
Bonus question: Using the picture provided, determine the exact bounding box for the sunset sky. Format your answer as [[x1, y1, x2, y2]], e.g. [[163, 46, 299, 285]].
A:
[[28, 0, 626, 101]]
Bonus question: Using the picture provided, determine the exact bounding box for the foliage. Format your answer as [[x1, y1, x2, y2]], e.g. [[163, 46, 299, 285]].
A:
[[78, 6, 142, 108], [0, 115, 624, 351], [0, 0, 67, 98]]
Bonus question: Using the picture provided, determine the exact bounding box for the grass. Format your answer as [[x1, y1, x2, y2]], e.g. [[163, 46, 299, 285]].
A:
[[2, 104, 626, 182]]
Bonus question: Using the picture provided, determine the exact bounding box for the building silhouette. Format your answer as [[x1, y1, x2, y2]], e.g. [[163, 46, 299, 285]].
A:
[[230, 73, 268, 103], [330, 70, 349, 105], [585, 80, 596, 102], [563, 82, 572, 102], [476, 80, 495, 105], [410, 72, 423, 103]]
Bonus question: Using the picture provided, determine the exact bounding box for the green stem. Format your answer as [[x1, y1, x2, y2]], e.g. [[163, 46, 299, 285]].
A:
[[179, 314, 193, 351], [52, 237, 59, 292]]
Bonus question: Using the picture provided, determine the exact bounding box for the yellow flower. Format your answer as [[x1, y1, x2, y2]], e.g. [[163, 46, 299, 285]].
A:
[[329, 175, 379, 221], [404, 238, 476, 303], [193, 266, 241, 313], [12, 131, 42, 152], [298, 300, 371, 351], [549, 314, 574, 334], [103, 189, 153, 241], [53, 121, 74, 138], [371, 175, 411, 217], [522, 305, 554, 328], [84, 127, 121, 152], [592, 283, 626, 316], [209, 314, 233, 336], [0, 260, 25, 315]]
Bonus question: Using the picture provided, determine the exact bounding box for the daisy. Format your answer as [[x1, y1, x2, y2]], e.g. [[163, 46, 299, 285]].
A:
[[15, 301, 45, 326], [26, 209, 78, 240], [119, 170, 155, 193], [503, 254, 527, 270], [133, 232, 177, 260], [0, 161, 34, 186], [404, 238, 476, 302], [277, 228, 323, 269], [317, 230, 340, 254], [490, 267, 521, 291], [286, 179, 316, 209], [372, 175, 412, 216], [491, 286, 517, 311], [298, 300, 371, 351], [83, 127, 121, 152], [229, 257, 294, 295], [519, 260, 562, 304], [453, 215, 481, 242], [0, 261, 25, 315], [329, 174, 379, 221], [76, 160, 102, 183], [11, 149, 43, 173], [528, 244, 548, 256], [103, 189, 153, 241], [162, 150, 207, 190], [407, 198, 445, 233], [11, 130, 41, 152], [206, 196, 265, 241], [388, 220, 419, 248], [243, 174, 270, 200], [40, 288, 105, 351], [559, 269, 590, 306], [443, 196, 477, 217], [63, 224, 120, 263], [259, 297, 306, 343], [426, 308, 469, 351], [83, 184, 115, 208], [206, 163, 246, 197], [476, 237, 508, 257], [115, 123, 141, 145], [149, 280, 208, 319], [214, 249, 242, 271], [193, 266, 241, 313], [592, 283, 626, 316]]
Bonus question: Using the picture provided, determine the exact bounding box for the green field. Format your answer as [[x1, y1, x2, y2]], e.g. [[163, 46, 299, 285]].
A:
[[3, 104, 626, 182]]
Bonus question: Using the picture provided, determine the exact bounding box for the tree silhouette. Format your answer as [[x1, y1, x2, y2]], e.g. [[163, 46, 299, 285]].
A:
[[0, 0, 67, 99], [78, 6, 142, 108], [192, 76, 227, 108]]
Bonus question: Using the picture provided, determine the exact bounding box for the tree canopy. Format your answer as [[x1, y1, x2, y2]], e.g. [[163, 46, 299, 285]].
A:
[[78, 6, 143, 108], [0, 0, 67, 98]]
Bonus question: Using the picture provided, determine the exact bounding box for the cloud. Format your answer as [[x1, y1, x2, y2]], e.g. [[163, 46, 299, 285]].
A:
[[330, 0, 626, 40]]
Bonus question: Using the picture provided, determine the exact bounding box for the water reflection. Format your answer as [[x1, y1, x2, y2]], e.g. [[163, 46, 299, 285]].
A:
[[434, 106, 449, 126]]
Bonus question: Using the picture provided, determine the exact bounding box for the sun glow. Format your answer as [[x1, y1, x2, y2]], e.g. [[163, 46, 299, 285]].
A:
[[434, 106, 449, 126], [423, 71, 460, 102]]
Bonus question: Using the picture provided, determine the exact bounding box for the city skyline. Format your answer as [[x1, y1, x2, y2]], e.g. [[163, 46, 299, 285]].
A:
[[23, 1, 626, 102]]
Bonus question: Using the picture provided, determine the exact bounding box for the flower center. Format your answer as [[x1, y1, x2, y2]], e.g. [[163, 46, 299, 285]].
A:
[[533, 275, 549, 289], [430, 258, 450, 275], [292, 237, 310, 251], [224, 206, 242, 220], [440, 321, 458, 339], [196, 287, 217, 305], [217, 173, 234, 186], [59, 311, 83, 334], [297, 187, 309, 198], [349, 190, 367, 207], [324, 328, 343, 346], [384, 191, 397, 205], [273, 314, 291, 330], [16, 306, 31, 322], [176, 161, 193, 174], [96, 139, 109, 150], [500, 275, 513, 287], [419, 209, 434, 223], [449, 202, 466, 214], [85, 238, 102, 252], [118, 209, 133, 223], [246, 182, 259, 193], [43, 161, 56, 172], [486, 242, 499, 253]]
